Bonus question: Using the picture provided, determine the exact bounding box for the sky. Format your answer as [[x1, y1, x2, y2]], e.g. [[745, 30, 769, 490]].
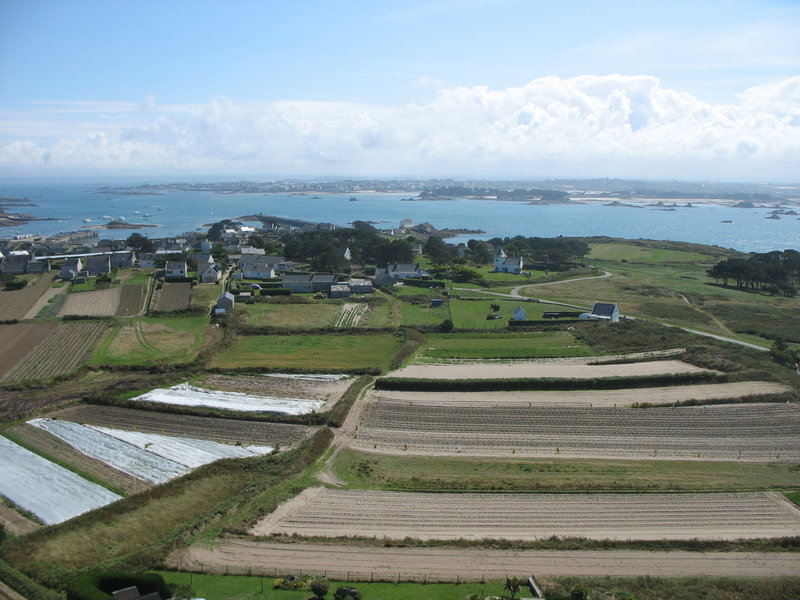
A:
[[0, 0, 798, 181]]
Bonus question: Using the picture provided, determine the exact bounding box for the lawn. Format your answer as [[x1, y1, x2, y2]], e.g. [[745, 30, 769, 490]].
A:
[[332, 449, 800, 493], [399, 299, 450, 327], [238, 301, 340, 329], [117, 268, 153, 286], [208, 334, 400, 372], [158, 571, 506, 600], [448, 297, 580, 329], [417, 332, 593, 360], [190, 283, 222, 310], [90, 316, 213, 366]]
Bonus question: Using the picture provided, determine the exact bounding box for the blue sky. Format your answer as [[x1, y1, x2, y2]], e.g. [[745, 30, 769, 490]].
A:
[[1, 0, 798, 180]]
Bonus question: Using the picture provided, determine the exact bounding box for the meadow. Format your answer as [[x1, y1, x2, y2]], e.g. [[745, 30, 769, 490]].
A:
[[416, 331, 593, 360]]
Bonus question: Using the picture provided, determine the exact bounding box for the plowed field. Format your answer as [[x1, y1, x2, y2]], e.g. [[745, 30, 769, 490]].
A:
[[51, 404, 315, 448], [200, 374, 354, 406], [369, 381, 791, 407], [116, 284, 145, 316], [388, 360, 711, 379], [5, 321, 107, 382], [0, 322, 57, 377], [0, 273, 54, 320], [155, 282, 191, 312], [59, 288, 121, 317], [351, 400, 800, 461], [253, 487, 800, 541]]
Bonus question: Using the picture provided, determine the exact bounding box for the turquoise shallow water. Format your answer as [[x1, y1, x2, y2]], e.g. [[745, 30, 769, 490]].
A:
[[0, 181, 797, 253]]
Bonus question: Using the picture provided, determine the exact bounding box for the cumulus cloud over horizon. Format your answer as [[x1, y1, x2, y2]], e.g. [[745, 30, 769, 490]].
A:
[[1, 75, 798, 180]]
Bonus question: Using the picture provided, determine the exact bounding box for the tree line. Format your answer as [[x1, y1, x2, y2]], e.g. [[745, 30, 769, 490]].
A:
[[707, 250, 800, 296]]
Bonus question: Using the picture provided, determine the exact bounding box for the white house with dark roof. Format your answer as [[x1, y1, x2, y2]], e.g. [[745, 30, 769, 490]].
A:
[[581, 302, 620, 322], [199, 262, 222, 283], [387, 263, 428, 279], [493, 248, 523, 273], [165, 261, 187, 279]]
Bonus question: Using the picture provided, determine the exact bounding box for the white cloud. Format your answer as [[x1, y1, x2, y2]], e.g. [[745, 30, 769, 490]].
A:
[[1, 75, 798, 179]]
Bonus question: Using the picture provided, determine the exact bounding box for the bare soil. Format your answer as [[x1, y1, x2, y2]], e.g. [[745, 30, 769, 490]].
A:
[[0, 322, 57, 378], [59, 287, 121, 317], [7, 424, 151, 494], [155, 282, 191, 312], [169, 540, 800, 579], [116, 283, 145, 316], [368, 381, 792, 408], [0, 503, 40, 536], [251, 488, 800, 541], [351, 398, 800, 461], [50, 404, 316, 449], [22, 285, 66, 319], [388, 360, 712, 379], [0, 273, 55, 320], [200, 374, 354, 411]]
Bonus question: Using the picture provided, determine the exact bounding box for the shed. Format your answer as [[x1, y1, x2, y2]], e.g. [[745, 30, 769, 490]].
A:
[[512, 306, 527, 321], [216, 291, 235, 310]]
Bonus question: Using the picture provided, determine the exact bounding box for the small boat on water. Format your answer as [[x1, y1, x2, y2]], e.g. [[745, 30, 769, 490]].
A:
[[83, 218, 92, 223], [721, 220, 732, 223]]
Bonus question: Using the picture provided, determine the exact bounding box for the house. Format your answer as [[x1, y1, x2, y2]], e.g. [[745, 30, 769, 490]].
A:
[[239, 255, 281, 279], [0, 255, 31, 275], [493, 248, 523, 273], [200, 240, 213, 253], [512, 306, 527, 321], [240, 245, 265, 255], [349, 278, 374, 294], [585, 302, 620, 322], [312, 274, 338, 292], [410, 243, 423, 256], [84, 255, 111, 276], [138, 253, 157, 268], [371, 268, 395, 287], [110, 251, 134, 269], [60, 257, 83, 280], [335, 247, 352, 261], [188, 252, 214, 269], [282, 273, 314, 293], [386, 263, 428, 279], [216, 291, 235, 310], [199, 262, 222, 283], [25, 257, 51, 274], [329, 284, 351, 299], [165, 261, 187, 279]]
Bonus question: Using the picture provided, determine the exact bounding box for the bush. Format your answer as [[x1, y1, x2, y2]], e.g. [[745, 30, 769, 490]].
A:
[[334, 586, 362, 600], [310, 577, 330, 599], [4, 279, 28, 290]]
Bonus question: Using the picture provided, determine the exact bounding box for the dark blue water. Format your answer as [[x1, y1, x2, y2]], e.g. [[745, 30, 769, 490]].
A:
[[1, 181, 797, 253]]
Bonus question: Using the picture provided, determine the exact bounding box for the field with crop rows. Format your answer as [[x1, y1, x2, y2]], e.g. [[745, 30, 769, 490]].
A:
[[4, 321, 108, 382], [59, 287, 121, 317], [52, 404, 315, 448], [0, 273, 55, 320], [335, 303, 368, 327], [154, 282, 192, 311], [253, 487, 800, 541], [115, 283, 145, 316], [0, 322, 57, 377], [351, 398, 800, 461]]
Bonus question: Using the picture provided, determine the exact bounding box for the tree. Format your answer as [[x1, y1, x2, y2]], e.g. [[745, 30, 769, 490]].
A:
[[504, 576, 521, 600], [309, 577, 329, 599], [126, 232, 154, 254]]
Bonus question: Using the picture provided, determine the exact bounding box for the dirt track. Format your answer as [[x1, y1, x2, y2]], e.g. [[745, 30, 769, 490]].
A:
[[351, 399, 800, 461], [251, 488, 800, 541], [170, 540, 800, 579], [388, 360, 711, 379], [368, 381, 791, 407]]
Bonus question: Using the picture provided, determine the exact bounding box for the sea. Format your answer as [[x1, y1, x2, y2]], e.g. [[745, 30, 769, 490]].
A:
[[1, 181, 798, 253]]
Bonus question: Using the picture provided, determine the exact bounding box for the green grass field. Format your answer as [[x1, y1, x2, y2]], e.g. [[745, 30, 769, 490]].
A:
[[588, 242, 718, 263], [448, 297, 582, 329], [158, 572, 506, 600], [417, 331, 593, 360], [332, 449, 800, 493], [90, 316, 212, 366], [208, 334, 400, 371], [189, 283, 221, 310], [238, 301, 341, 328]]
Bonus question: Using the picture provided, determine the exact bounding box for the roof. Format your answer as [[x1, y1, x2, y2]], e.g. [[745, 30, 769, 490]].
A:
[[591, 302, 618, 318], [283, 272, 313, 282], [388, 263, 420, 274], [218, 292, 235, 301], [166, 260, 186, 269], [312, 274, 337, 283], [499, 256, 522, 266]]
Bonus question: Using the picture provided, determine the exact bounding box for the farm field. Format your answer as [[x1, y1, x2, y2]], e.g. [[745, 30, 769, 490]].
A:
[[154, 282, 191, 312], [0, 273, 55, 320], [174, 541, 800, 580], [332, 448, 800, 492], [587, 242, 718, 263], [130, 383, 324, 414], [334, 303, 367, 327], [90, 316, 212, 366], [0, 435, 121, 525], [386, 359, 711, 380], [115, 283, 145, 316], [59, 287, 121, 317], [417, 331, 593, 360], [51, 404, 314, 448], [199, 373, 354, 405], [189, 282, 222, 310], [0, 322, 57, 378], [5, 424, 151, 495], [369, 381, 792, 407], [3, 321, 108, 382], [252, 487, 800, 541], [351, 399, 800, 460], [23, 284, 68, 319], [238, 302, 339, 328], [208, 334, 400, 371]]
